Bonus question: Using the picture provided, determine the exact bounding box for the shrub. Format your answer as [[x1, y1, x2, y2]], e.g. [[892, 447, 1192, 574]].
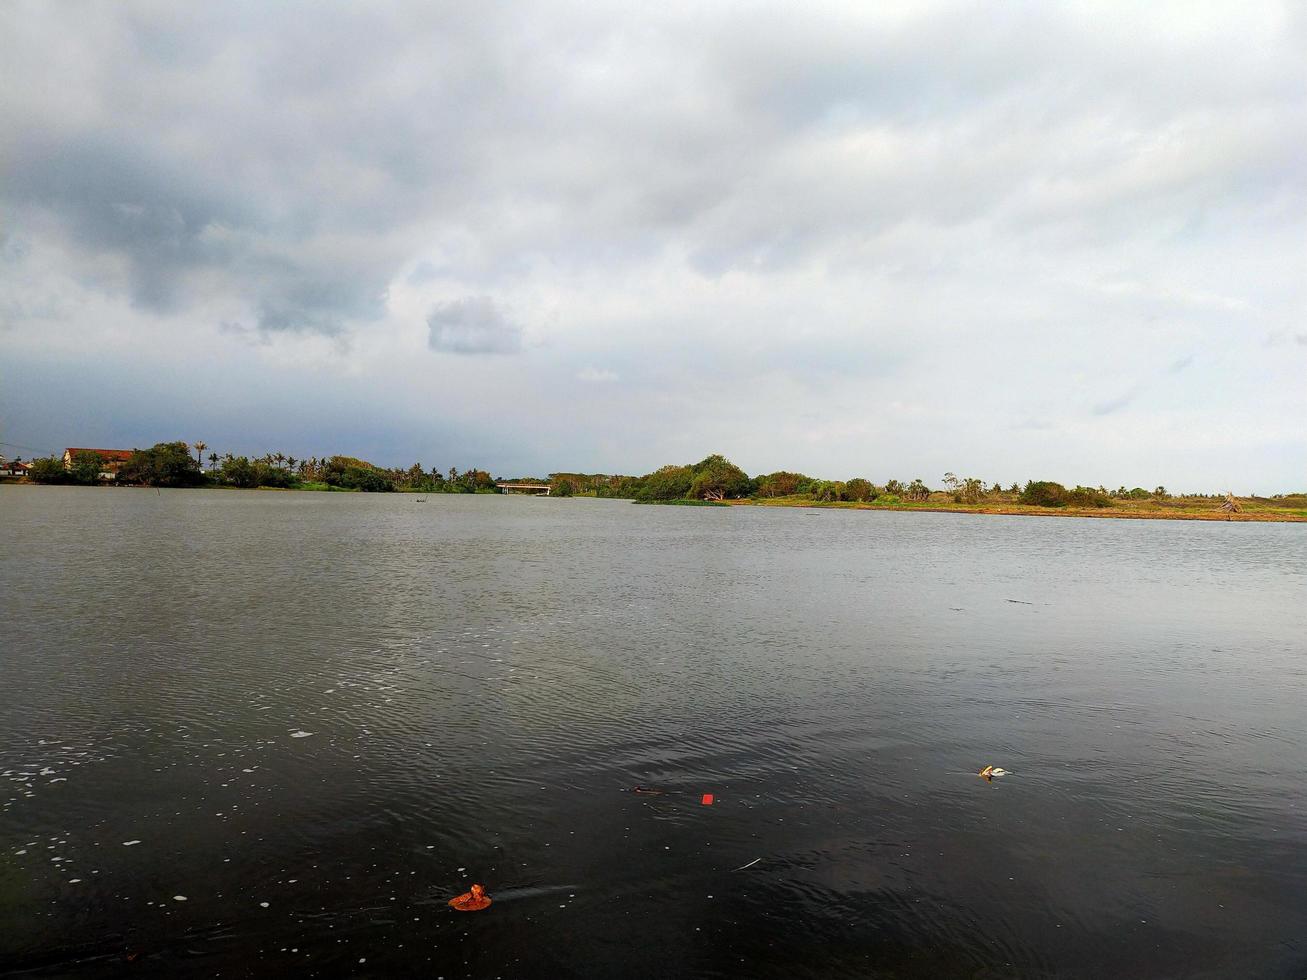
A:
[[843, 478, 876, 502], [1066, 485, 1113, 508], [116, 442, 205, 487], [27, 456, 68, 484], [321, 455, 395, 492], [1020, 481, 1069, 507], [69, 451, 106, 484], [755, 471, 808, 498]]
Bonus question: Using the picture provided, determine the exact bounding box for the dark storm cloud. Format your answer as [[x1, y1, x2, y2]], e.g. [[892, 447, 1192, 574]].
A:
[[427, 297, 522, 354]]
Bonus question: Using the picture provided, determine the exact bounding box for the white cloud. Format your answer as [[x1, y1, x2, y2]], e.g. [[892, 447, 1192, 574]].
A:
[[0, 2, 1304, 487]]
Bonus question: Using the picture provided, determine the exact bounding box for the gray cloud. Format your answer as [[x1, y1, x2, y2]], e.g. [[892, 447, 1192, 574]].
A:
[[427, 297, 522, 354], [1091, 391, 1139, 416]]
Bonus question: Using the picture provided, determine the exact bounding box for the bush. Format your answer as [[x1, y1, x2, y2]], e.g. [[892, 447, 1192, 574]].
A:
[[321, 455, 394, 492], [116, 442, 205, 487], [844, 478, 876, 502], [553, 479, 574, 497], [808, 480, 843, 502], [67, 451, 108, 484], [755, 471, 808, 498], [635, 465, 694, 501], [1066, 486, 1113, 508], [1020, 481, 1069, 507], [27, 456, 68, 484], [218, 457, 300, 489], [687, 454, 752, 500]]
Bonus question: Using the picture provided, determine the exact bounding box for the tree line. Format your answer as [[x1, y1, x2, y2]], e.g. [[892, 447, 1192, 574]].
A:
[[23, 442, 501, 493], [19, 443, 1245, 508]]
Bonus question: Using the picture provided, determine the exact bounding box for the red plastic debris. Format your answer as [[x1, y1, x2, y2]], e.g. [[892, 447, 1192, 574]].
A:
[[449, 883, 492, 911], [701, 793, 714, 805]]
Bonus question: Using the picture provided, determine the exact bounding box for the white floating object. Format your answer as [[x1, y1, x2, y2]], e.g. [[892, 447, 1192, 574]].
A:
[[122, 840, 141, 846], [173, 895, 187, 902], [289, 731, 314, 739]]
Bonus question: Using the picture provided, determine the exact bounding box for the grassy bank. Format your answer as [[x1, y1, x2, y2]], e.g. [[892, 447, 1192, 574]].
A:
[[728, 494, 1307, 523], [633, 498, 729, 507]]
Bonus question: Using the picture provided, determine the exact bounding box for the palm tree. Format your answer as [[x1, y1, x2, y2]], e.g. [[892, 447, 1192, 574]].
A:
[[208, 452, 219, 469], [275, 452, 286, 469], [194, 441, 207, 467], [287, 456, 297, 472]]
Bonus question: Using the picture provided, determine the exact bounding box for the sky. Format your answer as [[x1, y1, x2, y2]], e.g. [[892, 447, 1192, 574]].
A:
[[1, 2, 1304, 491]]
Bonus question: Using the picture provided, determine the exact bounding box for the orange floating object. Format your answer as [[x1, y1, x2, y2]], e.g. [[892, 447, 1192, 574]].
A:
[[701, 793, 714, 805], [449, 883, 492, 911]]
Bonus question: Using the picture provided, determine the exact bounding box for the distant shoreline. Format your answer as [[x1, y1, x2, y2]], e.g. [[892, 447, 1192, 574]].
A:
[[724, 498, 1307, 523], [6, 481, 1305, 523]]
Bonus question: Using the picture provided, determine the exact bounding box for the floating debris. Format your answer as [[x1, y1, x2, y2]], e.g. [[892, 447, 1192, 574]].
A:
[[701, 793, 715, 806], [978, 765, 1010, 781], [449, 883, 492, 911], [122, 840, 141, 846], [631, 785, 664, 796], [289, 731, 314, 739], [732, 858, 761, 871]]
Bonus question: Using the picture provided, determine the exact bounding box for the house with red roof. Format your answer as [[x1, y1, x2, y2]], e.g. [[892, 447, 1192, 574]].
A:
[[63, 447, 134, 480]]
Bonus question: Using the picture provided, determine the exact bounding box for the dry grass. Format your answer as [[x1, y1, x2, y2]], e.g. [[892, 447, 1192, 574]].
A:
[[730, 493, 1307, 523]]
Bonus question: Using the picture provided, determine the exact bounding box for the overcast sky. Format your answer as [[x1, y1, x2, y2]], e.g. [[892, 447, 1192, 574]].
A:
[[2, 2, 1304, 490]]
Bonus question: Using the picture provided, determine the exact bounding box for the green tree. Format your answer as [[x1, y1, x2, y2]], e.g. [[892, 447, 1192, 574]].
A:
[[1067, 486, 1112, 507], [688, 454, 751, 500], [553, 478, 574, 497], [116, 442, 205, 487], [321, 455, 394, 492], [1020, 481, 1069, 507], [808, 480, 842, 502], [27, 456, 68, 484], [843, 478, 875, 502], [69, 450, 106, 485], [755, 471, 807, 498], [219, 456, 259, 488], [635, 464, 694, 501]]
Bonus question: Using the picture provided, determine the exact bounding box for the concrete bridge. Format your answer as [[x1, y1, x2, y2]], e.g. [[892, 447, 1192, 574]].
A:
[[496, 482, 551, 495]]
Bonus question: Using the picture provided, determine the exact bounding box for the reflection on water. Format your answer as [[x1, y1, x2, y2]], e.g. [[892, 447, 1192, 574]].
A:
[[1, 486, 1305, 976]]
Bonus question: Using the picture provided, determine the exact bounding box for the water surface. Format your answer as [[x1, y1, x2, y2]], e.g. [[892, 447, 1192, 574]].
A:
[[2, 487, 1305, 977]]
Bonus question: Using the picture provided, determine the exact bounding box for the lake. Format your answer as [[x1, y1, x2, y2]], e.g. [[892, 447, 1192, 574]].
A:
[[1, 486, 1305, 977]]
